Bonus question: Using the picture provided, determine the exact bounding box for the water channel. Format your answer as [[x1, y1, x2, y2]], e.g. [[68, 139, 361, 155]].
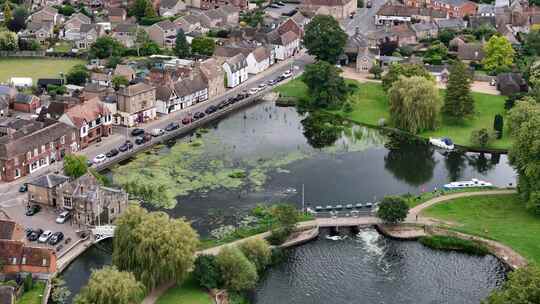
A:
[[62, 100, 516, 302]]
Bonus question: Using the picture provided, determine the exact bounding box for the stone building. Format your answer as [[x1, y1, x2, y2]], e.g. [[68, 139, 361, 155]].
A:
[[115, 83, 157, 127], [300, 0, 357, 19]]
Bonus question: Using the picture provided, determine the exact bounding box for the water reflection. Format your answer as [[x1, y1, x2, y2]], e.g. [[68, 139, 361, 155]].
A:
[[300, 112, 342, 149]]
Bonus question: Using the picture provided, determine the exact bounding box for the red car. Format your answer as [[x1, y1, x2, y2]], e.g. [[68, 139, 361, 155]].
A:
[[182, 117, 192, 125]]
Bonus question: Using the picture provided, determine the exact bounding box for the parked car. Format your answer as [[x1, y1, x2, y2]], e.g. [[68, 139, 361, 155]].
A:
[[28, 229, 43, 241], [276, 1, 285, 5], [282, 70, 293, 78], [86, 160, 94, 167], [193, 112, 205, 120], [25, 204, 41, 216], [258, 83, 267, 90], [25, 228, 33, 238], [19, 183, 28, 193], [118, 140, 133, 152], [248, 87, 259, 95], [49, 232, 64, 245], [93, 154, 106, 164], [150, 128, 165, 137], [165, 122, 180, 131], [205, 105, 218, 114], [38, 230, 53, 243], [218, 100, 229, 109], [131, 128, 145, 136], [106, 148, 119, 158], [55, 211, 71, 224], [182, 117, 192, 125]]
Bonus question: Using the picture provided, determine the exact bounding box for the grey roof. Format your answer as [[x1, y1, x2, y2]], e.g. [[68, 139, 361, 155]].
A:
[[438, 0, 470, 6], [173, 74, 207, 97], [458, 43, 485, 60], [219, 5, 240, 15], [225, 53, 247, 72], [156, 85, 174, 101], [346, 31, 368, 52], [0, 86, 13, 96], [477, 4, 495, 15], [411, 22, 437, 32], [436, 18, 466, 29], [114, 23, 137, 33], [154, 20, 176, 31], [160, 0, 179, 8], [80, 23, 100, 33], [0, 96, 8, 109], [28, 174, 70, 188], [495, 0, 509, 7], [14, 93, 34, 104], [68, 13, 91, 24], [26, 21, 53, 31]]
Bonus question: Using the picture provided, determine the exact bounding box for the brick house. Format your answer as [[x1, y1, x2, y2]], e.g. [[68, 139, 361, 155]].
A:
[[0, 119, 79, 182], [30, 6, 60, 25], [405, 0, 477, 18], [58, 97, 113, 149], [115, 83, 157, 127], [184, 0, 247, 10], [0, 240, 56, 274], [27, 174, 70, 208], [19, 21, 54, 45], [76, 24, 105, 49], [11, 93, 41, 113], [112, 23, 138, 48]]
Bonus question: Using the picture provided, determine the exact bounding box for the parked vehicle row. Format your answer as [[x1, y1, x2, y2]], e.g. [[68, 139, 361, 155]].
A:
[[25, 228, 65, 245]]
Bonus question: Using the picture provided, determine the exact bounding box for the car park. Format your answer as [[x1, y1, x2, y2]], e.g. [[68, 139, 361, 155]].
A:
[[49, 232, 64, 245], [55, 211, 71, 224], [93, 154, 106, 164], [105, 149, 119, 158], [118, 140, 133, 152], [38, 230, 53, 243], [150, 128, 165, 137], [165, 122, 180, 131], [131, 128, 145, 136], [25, 204, 41, 216], [28, 229, 43, 241], [182, 117, 192, 125]]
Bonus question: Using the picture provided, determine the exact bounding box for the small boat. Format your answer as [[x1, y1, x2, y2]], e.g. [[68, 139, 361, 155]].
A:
[[335, 204, 343, 210], [315, 206, 323, 211], [346, 204, 354, 209], [284, 187, 297, 194], [444, 178, 493, 189], [355, 203, 363, 208], [325, 205, 333, 210], [365, 202, 373, 208], [429, 137, 455, 150], [325, 235, 347, 241]]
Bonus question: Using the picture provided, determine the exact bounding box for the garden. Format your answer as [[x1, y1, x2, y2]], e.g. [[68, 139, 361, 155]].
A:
[[0, 58, 85, 84]]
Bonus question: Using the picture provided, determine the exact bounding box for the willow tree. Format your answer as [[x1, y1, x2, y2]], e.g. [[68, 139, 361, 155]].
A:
[[388, 76, 441, 134], [113, 205, 199, 290], [74, 266, 145, 304]]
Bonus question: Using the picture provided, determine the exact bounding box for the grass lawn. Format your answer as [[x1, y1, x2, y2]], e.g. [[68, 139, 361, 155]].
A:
[[0, 58, 85, 84], [18, 281, 46, 304], [276, 79, 511, 150], [404, 187, 498, 208], [422, 194, 540, 263], [156, 277, 213, 304], [53, 41, 73, 53]]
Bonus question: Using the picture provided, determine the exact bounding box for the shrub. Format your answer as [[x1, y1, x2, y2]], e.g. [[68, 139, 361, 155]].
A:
[[493, 114, 504, 139], [216, 246, 258, 291], [267, 227, 289, 245], [376, 196, 409, 223], [419, 236, 489, 255], [470, 128, 494, 147], [239, 238, 272, 272], [192, 255, 222, 290], [23, 274, 33, 292]]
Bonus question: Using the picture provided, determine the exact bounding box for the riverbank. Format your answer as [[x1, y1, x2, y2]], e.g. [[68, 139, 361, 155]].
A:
[[275, 79, 512, 150]]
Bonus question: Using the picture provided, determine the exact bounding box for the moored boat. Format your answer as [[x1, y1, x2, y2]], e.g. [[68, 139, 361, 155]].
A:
[[429, 137, 455, 150], [444, 178, 493, 189]]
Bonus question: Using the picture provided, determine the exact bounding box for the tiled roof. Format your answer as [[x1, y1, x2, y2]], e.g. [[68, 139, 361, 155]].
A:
[[225, 53, 247, 72], [303, 0, 353, 6], [252, 46, 270, 62], [199, 58, 223, 81], [109, 7, 126, 17], [174, 74, 208, 97], [28, 174, 70, 189], [117, 83, 155, 96], [69, 13, 91, 24], [113, 23, 137, 33], [114, 65, 135, 78], [280, 30, 299, 45], [155, 20, 176, 31], [14, 93, 35, 104], [63, 97, 110, 128], [161, 0, 179, 8], [0, 220, 16, 240]]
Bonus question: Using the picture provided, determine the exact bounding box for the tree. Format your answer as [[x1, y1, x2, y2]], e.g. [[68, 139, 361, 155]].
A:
[[192, 255, 222, 290], [382, 63, 434, 91], [130, 0, 154, 20], [106, 56, 122, 69], [56, 4, 75, 16], [143, 2, 157, 18], [301, 111, 342, 148], [174, 30, 190, 58], [113, 205, 199, 290], [112, 75, 129, 90], [443, 60, 474, 119], [376, 196, 409, 223], [482, 265, 540, 304], [139, 40, 160, 56], [524, 29, 540, 56], [50, 277, 71, 304], [493, 114, 504, 139], [388, 76, 441, 134], [191, 36, 215, 56], [63, 154, 88, 178], [302, 61, 350, 109], [23, 274, 33, 292], [74, 266, 145, 304], [303, 15, 347, 63], [482, 35, 515, 73], [216, 246, 258, 291], [509, 112, 540, 214], [7, 6, 27, 32], [66, 64, 89, 85], [438, 29, 456, 46], [3, 3, 13, 27], [470, 128, 493, 147], [473, 24, 496, 41], [89, 36, 125, 59], [239, 238, 271, 272], [0, 31, 17, 51], [271, 204, 300, 233], [369, 64, 383, 79], [507, 98, 540, 137], [424, 42, 448, 65]]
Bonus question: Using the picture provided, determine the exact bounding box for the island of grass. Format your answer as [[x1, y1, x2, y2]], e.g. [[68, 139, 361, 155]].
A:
[[0, 58, 85, 85], [275, 79, 511, 150], [421, 194, 540, 263], [156, 277, 213, 304]]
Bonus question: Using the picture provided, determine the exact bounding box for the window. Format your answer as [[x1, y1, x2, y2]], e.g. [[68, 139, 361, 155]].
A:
[[31, 162, 38, 171], [21, 257, 26, 264], [72, 132, 76, 141], [34, 148, 38, 157], [41, 145, 46, 153], [12, 257, 16, 265], [27, 151, 32, 160], [50, 142, 54, 150], [39, 158, 47, 166], [15, 168, 21, 178], [64, 196, 72, 208], [42, 258, 47, 266], [61, 136, 65, 144]]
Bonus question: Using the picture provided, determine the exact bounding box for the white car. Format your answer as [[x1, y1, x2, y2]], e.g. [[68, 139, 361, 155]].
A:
[[55, 211, 70, 224], [38, 230, 53, 243], [258, 83, 267, 90], [150, 128, 165, 137], [282, 70, 293, 78], [93, 154, 106, 164], [248, 87, 260, 95]]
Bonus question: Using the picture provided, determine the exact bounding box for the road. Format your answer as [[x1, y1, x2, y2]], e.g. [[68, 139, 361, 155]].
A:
[[343, 0, 387, 35]]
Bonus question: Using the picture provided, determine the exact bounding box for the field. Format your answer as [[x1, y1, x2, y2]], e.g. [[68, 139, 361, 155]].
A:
[[422, 194, 540, 263], [156, 277, 213, 304], [0, 58, 85, 84], [276, 79, 511, 150]]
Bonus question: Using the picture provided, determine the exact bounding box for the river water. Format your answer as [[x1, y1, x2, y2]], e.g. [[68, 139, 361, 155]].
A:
[[62, 101, 515, 302]]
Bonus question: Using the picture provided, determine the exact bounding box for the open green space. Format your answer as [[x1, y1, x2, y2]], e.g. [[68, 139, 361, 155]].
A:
[[156, 277, 213, 304], [17, 281, 46, 304], [276, 79, 511, 149], [422, 194, 540, 263], [404, 187, 497, 208], [0, 58, 85, 84]]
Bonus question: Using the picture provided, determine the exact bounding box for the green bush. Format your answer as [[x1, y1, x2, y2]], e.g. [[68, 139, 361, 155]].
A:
[[192, 255, 222, 289], [23, 274, 33, 292], [419, 235, 489, 255], [376, 196, 409, 223], [470, 128, 494, 147], [239, 238, 272, 272]]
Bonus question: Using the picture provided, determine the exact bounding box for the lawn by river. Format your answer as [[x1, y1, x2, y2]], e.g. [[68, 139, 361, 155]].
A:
[[275, 79, 511, 150], [0, 58, 85, 84], [156, 277, 213, 304], [421, 194, 540, 264]]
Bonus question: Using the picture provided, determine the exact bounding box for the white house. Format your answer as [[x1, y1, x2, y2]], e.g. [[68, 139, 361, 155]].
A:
[[10, 78, 33, 88], [222, 54, 248, 88], [175, 74, 209, 110], [268, 30, 300, 60], [246, 46, 272, 75]]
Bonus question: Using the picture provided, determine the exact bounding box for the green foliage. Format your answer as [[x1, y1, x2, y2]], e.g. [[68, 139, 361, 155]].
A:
[[470, 128, 494, 147], [74, 266, 145, 304], [419, 236, 489, 255], [239, 10, 264, 27], [388, 76, 441, 134], [301, 61, 350, 109], [106, 56, 122, 69], [113, 205, 199, 290], [482, 265, 540, 304], [23, 274, 33, 292], [89, 36, 125, 59], [130, 0, 155, 20], [63, 154, 88, 178], [368, 64, 383, 79], [376, 196, 409, 223], [3, 2, 12, 27], [0, 30, 17, 51], [301, 111, 342, 148], [50, 277, 71, 304], [192, 255, 222, 289], [174, 30, 190, 58], [382, 63, 434, 91], [438, 29, 456, 46], [46, 84, 66, 96], [7, 6, 26, 32], [56, 4, 75, 16], [507, 98, 540, 137], [112, 75, 129, 90], [524, 29, 540, 56], [216, 246, 258, 291], [271, 204, 300, 233], [482, 35, 515, 73], [423, 42, 448, 65], [239, 238, 272, 272], [191, 36, 215, 56], [493, 114, 504, 139], [303, 15, 348, 63], [473, 24, 496, 41], [66, 64, 89, 85], [89, 168, 112, 187], [443, 60, 474, 119]]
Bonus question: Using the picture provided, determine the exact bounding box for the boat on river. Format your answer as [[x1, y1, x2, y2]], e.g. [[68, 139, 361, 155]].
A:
[[443, 178, 493, 189], [326, 235, 347, 241], [429, 137, 455, 150]]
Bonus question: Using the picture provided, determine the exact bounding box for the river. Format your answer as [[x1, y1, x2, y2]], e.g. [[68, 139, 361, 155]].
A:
[[62, 100, 516, 302]]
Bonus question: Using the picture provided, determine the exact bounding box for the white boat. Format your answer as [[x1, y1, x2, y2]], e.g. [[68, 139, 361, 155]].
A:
[[429, 137, 455, 150], [444, 178, 493, 189], [325, 235, 347, 241]]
